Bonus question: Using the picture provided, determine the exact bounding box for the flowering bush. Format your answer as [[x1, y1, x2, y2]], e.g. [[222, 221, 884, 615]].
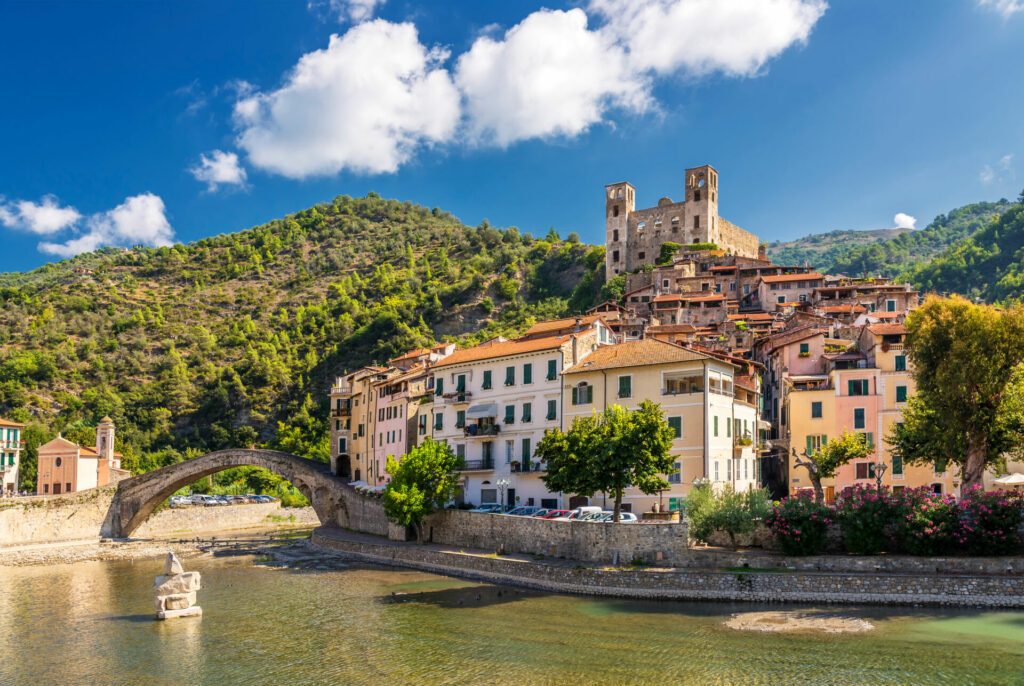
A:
[[836, 485, 903, 555], [956, 486, 1023, 556], [764, 492, 833, 555], [892, 488, 960, 556]]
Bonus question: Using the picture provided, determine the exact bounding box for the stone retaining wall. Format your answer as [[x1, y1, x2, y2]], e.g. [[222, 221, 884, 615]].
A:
[[312, 527, 1024, 608], [0, 487, 118, 544], [135, 503, 319, 537], [422, 509, 689, 565]]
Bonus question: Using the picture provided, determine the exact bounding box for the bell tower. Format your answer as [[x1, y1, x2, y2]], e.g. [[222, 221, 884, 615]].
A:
[[605, 181, 635, 281], [96, 416, 115, 464], [684, 165, 719, 245]]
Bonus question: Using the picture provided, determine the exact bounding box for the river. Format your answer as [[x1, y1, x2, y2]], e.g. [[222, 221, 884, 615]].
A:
[[1, 547, 1023, 685]]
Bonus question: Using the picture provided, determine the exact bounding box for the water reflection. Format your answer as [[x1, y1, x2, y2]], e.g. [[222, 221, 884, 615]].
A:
[[0, 555, 1022, 686]]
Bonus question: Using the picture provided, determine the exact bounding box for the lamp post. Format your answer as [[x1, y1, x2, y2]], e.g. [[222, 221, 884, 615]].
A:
[[496, 478, 510, 512], [873, 461, 888, 491]]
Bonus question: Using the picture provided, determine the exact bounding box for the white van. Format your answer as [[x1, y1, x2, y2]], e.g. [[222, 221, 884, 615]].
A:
[[554, 506, 603, 521]]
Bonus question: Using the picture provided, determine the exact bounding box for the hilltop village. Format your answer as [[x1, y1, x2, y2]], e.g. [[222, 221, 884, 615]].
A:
[[326, 164, 940, 513]]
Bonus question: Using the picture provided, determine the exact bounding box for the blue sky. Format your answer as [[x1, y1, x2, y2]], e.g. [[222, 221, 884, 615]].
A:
[[1, 0, 1023, 272]]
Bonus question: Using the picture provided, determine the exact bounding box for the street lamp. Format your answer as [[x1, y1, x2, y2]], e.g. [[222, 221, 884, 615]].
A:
[[496, 478, 510, 511]]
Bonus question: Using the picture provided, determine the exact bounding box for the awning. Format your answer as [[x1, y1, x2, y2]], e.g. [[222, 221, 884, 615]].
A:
[[994, 473, 1024, 485], [466, 402, 499, 419]]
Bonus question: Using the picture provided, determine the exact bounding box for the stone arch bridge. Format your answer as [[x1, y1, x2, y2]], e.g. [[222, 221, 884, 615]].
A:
[[106, 449, 387, 539]]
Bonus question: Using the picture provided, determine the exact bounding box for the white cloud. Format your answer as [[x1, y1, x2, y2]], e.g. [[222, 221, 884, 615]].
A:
[[456, 9, 649, 147], [980, 165, 996, 184], [335, 0, 386, 22], [0, 195, 82, 235], [590, 0, 828, 77], [980, 153, 1016, 185], [893, 212, 916, 230], [190, 150, 248, 191], [235, 20, 459, 178], [38, 193, 174, 258], [977, 0, 1024, 18], [1000, 153, 1014, 170]]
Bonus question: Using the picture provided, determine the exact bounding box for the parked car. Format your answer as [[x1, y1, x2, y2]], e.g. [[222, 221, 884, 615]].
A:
[[538, 509, 571, 519], [505, 506, 540, 516], [593, 511, 638, 523], [530, 509, 552, 518], [553, 506, 603, 521], [169, 496, 190, 508], [470, 504, 505, 513], [188, 494, 213, 505]]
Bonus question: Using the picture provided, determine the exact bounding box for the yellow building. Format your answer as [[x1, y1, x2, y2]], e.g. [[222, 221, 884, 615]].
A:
[[562, 338, 760, 513]]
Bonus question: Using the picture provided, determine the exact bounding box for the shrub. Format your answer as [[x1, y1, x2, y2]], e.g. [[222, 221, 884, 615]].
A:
[[836, 485, 903, 555], [893, 488, 959, 556], [764, 492, 833, 555], [957, 486, 1023, 556], [684, 481, 717, 542], [687, 483, 773, 546]]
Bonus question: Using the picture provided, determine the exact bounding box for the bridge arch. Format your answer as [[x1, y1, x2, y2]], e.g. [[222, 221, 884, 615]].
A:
[[108, 449, 364, 538]]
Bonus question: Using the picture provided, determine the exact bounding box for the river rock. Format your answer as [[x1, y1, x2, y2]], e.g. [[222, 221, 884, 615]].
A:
[[154, 551, 202, 620]]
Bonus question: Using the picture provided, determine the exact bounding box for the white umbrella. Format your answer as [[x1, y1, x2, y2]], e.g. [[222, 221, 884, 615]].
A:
[[993, 473, 1024, 485]]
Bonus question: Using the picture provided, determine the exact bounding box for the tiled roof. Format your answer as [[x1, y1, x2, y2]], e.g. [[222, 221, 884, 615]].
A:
[[389, 347, 430, 363], [652, 294, 683, 303], [819, 304, 867, 314], [868, 323, 908, 335], [564, 338, 716, 374], [729, 312, 774, 321], [708, 265, 738, 272], [522, 314, 605, 337], [682, 294, 726, 303], [646, 323, 698, 334], [872, 311, 903, 319], [433, 335, 570, 368], [0, 417, 25, 428], [761, 272, 824, 284]]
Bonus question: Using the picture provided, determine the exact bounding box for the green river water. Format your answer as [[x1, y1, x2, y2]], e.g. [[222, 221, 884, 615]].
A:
[[1, 550, 1023, 685]]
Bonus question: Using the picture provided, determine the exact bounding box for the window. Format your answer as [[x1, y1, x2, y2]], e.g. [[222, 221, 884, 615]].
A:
[[505, 440, 514, 463], [618, 375, 632, 398], [777, 296, 786, 304], [799, 294, 808, 302], [504, 405, 515, 424], [435, 378, 444, 396], [547, 399, 557, 421], [896, 385, 908, 403], [338, 438, 347, 453], [727, 460, 732, 480], [547, 359, 557, 381], [456, 374, 467, 393], [638, 221, 646, 231], [638, 251, 646, 260], [612, 229, 619, 241], [857, 432, 875, 449], [667, 416, 682, 439], [895, 355, 907, 372], [886, 299, 897, 312], [855, 462, 877, 480], [694, 189, 701, 202], [713, 416, 719, 437], [522, 402, 532, 423], [571, 383, 593, 405], [456, 444, 466, 459], [482, 370, 492, 389], [727, 418, 731, 438], [613, 250, 620, 263], [854, 408, 866, 429], [358, 424, 365, 437], [848, 379, 870, 396], [892, 454, 904, 476], [805, 434, 827, 455], [481, 488, 497, 504], [418, 415, 427, 435], [523, 363, 533, 385], [668, 462, 682, 484], [456, 410, 466, 429], [811, 401, 823, 418], [434, 413, 443, 431], [522, 438, 532, 461], [693, 216, 700, 229], [541, 498, 558, 509], [714, 461, 719, 481], [504, 366, 515, 386]]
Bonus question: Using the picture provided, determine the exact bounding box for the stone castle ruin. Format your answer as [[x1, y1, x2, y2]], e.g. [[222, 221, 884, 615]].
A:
[[605, 164, 761, 280]]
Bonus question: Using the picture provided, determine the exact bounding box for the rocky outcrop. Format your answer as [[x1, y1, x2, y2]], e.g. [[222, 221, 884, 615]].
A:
[[154, 552, 202, 620]]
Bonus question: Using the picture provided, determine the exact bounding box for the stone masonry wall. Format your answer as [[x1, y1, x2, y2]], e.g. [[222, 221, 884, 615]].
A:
[[422, 509, 690, 565], [0, 487, 117, 545], [134, 503, 319, 538], [716, 218, 760, 259], [312, 528, 1024, 608]]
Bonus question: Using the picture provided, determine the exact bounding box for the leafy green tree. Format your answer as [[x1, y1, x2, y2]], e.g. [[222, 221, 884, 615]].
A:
[[889, 296, 1024, 488], [382, 439, 463, 541], [539, 400, 675, 521], [793, 431, 871, 502]]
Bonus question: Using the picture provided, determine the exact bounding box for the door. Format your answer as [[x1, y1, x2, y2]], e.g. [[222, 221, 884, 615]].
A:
[[569, 495, 589, 509], [337, 456, 351, 479], [507, 488, 516, 509], [53, 482, 62, 495]]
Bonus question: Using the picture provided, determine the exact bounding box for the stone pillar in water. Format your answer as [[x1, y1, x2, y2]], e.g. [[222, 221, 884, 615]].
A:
[[154, 552, 202, 620]]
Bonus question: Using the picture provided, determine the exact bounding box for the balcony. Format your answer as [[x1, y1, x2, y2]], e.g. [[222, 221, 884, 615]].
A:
[[331, 406, 352, 418], [511, 461, 546, 473], [442, 392, 472, 404], [459, 458, 494, 471], [464, 424, 500, 437]]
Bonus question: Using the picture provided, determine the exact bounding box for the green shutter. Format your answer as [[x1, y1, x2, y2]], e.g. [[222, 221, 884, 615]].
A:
[[571, 387, 578, 405], [522, 438, 531, 460], [713, 416, 719, 437], [847, 380, 855, 396], [523, 363, 532, 384], [668, 417, 682, 438], [547, 399, 557, 420], [618, 375, 631, 398], [896, 385, 907, 402], [505, 366, 515, 386], [435, 378, 444, 396], [505, 405, 515, 423], [522, 402, 532, 422], [456, 410, 465, 428], [482, 370, 492, 389], [547, 359, 557, 380], [806, 435, 814, 456]]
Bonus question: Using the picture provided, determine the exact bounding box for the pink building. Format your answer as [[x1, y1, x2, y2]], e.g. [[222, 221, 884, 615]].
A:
[[36, 418, 129, 495]]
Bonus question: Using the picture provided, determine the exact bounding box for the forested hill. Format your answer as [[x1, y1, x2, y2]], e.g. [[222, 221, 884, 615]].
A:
[[767, 200, 1014, 278], [0, 194, 609, 482]]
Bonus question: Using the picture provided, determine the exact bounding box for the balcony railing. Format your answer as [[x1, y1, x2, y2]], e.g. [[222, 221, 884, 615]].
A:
[[459, 458, 494, 471], [464, 424, 500, 437], [511, 461, 546, 473], [331, 407, 352, 417], [442, 392, 472, 404]]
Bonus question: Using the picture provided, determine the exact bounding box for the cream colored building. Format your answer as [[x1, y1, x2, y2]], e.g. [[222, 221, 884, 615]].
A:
[[563, 338, 760, 513], [1, 417, 24, 495], [35, 418, 128, 495]]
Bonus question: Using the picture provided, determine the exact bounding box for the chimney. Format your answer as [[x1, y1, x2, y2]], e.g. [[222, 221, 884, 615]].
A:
[[574, 317, 584, 333]]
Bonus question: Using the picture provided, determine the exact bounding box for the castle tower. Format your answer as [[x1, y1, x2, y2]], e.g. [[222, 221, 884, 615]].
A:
[[684, 165, 719, 245], [96, 416, 115, 463], [605, 181, 635, 280]]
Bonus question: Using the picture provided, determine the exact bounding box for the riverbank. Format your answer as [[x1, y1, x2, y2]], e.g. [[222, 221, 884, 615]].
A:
[[310, 526, 1024, 608]]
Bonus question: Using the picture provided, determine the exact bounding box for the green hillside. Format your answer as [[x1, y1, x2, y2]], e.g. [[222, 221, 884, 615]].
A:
[[767, 200, 1013, 277], [0, 194, 608, 488]]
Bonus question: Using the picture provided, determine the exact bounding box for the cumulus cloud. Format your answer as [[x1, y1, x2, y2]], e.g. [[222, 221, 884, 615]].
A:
[[234, 20, 459, 178], [190, 150, 248, 191], [456, 9, 649, 147], [590, 0, 827, 77], [0, 195, 82, 235], [893, 212, 916, 230], [37, 193, 175, 258], [977, 0, 1024, 18], [980, 153, 1015, 185], [335, 0, 386, 22]]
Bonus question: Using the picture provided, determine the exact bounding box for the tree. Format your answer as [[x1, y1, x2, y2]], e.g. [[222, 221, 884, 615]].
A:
[[888, 296, 1024, 489], [793, 431, 871, 502], [382, 439, 463, 541], [539, 400, 675, 521], [656, 242, 682, 265]]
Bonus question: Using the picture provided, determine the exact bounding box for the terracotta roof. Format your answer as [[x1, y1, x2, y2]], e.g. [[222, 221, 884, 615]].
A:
[[433, 335, 570, 368], [564, 338, 716, 374], [761, 272, 824, 284], [0, 417, 25, 428], [729, 312, 774, 321], [872, 311, 903, 319], [646, 323, 698, 334], [868, 323, 908, 335], [378, 362, 427, 385], [389, 347, 431, 363], [652, 294, 683, 303], [522, 314, 605, 337], [708, 265, 738, 272], [682, 294, 726, 303], [819, 304, 867, 314]]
